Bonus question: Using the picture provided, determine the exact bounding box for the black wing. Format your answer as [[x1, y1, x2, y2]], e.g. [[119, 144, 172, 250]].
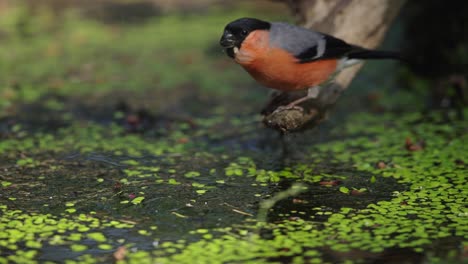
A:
[[270, 23, 402, 63], [296, 34, 356, 63], [296, 34, 403, 63]]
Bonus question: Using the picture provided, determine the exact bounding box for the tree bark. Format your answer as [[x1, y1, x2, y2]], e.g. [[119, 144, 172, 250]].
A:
[[263, 0, 405, 132]]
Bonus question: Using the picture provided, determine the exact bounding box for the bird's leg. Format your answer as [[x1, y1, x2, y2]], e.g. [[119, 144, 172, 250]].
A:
[[284, 86, 321, 109]]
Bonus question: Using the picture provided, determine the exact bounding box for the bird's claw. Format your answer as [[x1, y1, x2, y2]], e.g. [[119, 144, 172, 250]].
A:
[[274, 105, 304, 113]]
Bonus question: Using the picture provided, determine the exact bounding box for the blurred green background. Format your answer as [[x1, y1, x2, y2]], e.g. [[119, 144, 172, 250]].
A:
[[0, 0, 291, 116]]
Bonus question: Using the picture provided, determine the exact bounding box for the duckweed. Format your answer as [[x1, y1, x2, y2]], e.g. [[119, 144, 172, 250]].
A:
[[0, 206, 134, 263], [122, 111, 465, 263]]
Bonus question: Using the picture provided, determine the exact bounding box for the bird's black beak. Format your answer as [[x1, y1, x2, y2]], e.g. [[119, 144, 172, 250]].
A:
[[220, 32, 236, 48], [220, 31, 237, 59]]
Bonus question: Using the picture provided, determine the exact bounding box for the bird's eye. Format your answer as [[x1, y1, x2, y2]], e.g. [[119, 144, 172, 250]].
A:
[[241, 30, 248, 36]]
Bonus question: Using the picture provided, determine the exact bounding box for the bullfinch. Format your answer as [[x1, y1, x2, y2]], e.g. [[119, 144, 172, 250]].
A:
[[220, 18, 402, 108]]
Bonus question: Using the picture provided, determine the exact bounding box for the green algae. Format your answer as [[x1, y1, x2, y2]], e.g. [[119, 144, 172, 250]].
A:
[[4, 106, 444, 264], [0, 205, 134, 263], [115, 110, 465, 264]]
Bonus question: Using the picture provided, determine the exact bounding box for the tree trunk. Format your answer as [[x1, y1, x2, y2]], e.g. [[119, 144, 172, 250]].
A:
[[263, 0, 405, 132]]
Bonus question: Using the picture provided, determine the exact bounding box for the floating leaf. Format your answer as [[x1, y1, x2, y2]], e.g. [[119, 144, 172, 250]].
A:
[[131, 197, 145, 205], [339, 187, 350, 194]]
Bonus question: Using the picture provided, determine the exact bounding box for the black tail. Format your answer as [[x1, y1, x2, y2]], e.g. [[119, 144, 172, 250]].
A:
[[348, 48, 407, 62]]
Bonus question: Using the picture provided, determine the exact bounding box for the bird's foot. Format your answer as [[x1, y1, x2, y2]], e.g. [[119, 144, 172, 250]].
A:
[[283, 86, 321, 109], [274, 104, 304, 113]]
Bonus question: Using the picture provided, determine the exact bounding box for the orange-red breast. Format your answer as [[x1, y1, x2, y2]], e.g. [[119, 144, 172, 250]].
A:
[[220, 18, 401, 107]]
